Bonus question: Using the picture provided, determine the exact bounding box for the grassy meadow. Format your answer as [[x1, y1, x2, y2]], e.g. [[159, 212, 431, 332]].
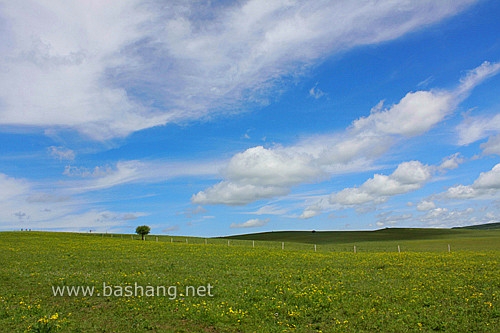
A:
[[0, 230, 499, 332]]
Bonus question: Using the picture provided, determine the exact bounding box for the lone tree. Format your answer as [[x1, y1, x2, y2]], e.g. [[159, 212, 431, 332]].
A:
[[135, 225, 151, 240]]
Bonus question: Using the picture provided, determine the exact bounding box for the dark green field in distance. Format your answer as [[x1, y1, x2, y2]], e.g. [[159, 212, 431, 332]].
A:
[[221, 225, 500, 252]]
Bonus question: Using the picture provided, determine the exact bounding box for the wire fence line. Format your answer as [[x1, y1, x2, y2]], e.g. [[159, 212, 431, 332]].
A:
[[90, 233, 467, 253]]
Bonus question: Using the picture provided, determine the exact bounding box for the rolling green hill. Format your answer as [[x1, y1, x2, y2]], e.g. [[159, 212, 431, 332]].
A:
[[222, 227, 500, 245], [452, 222, 500, 230]]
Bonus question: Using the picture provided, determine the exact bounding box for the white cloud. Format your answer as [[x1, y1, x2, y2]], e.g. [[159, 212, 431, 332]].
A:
[[63, 165, 114, 178], [192, 181, 288, 206], [456, 113, 500, 146], [376, 212, 412, 226], [0, 173, 30, 201], [330, 161, 432, 207], [48, 146, 75, 161], [300, 209, 322, 219], [420, 207, 475, 227], [225, 146, 324, 187], [0, 0, 161, 140], [250, 205, 288, 216], [230, 218, 269, 229], [454, 61, 500, 98], [193, 62, 500, 206], [0, 171, 147, 231], [0, 0, 478, 140], [480, 134, 500, 156], [446, 184, 478, 199], [353, 62, 500, 138], [445, 163, 500, 199], [65, 159, 222, 193], [417, 200, 436, 211], [309, 84, 325, 99], [438, 153, 464, 170], [1, 156, 223, 230], [331, 188, 379, 206], [352, 90, 453, 137], [473, 163, 500, 189]]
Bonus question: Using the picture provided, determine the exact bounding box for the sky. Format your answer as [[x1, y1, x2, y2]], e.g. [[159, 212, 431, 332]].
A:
[[1, 0, 500, 236]]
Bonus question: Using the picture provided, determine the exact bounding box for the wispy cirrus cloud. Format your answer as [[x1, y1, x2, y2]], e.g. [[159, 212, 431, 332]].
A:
[[63, 159, 223, 193], [0, 156, 223, 231], [0, 0, 478, 140], [0, 171, 147, 231]]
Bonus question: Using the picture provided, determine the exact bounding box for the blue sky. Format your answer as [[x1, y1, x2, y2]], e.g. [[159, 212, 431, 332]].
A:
[[1, 0, 500, 236]]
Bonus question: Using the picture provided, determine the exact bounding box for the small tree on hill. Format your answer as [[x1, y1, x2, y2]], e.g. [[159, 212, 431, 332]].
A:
[[135, 225, 151, 240]]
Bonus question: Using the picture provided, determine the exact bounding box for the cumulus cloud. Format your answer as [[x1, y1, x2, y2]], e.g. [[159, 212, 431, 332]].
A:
[[330, 161, 433, 207], [417, 200, 436, 211], [446, 184, 478, 199], [420, 207, 475, 226], [353, 62, 500, 138], [473, 164, 500, 189], [230, 218, 269, 229], [352, 91, 453, 137], [192, 181, 288, 206], [225, 146, 324, 187], [0, 0, 478, 140], [445, 163, 500, 199], [193, 62, 499, 206]]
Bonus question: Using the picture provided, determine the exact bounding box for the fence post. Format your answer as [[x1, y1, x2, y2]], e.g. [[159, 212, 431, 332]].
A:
[[448, 244, 451, 253], [314, 244, 317, 252], [156, 236, 158, 242], [252, 240, 255, 248], [398, 245, 400, 253], [228, 240, 230, 246], [282, 242, 284, 250], [354, 245, 357, 254]]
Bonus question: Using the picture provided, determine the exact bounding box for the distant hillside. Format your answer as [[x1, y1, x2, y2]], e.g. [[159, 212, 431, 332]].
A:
[[222, 228, 471, 245], [452, 222, 500, 230]]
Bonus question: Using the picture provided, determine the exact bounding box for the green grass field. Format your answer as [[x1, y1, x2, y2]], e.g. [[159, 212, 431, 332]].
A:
[[1, 230, 499, 332]]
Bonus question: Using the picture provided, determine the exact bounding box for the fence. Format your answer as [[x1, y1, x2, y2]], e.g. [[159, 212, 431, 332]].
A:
[[90, 233, 464, 253]]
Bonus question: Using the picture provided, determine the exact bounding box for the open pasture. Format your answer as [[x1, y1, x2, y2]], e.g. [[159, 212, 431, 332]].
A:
[[0, 231, 499, 332]]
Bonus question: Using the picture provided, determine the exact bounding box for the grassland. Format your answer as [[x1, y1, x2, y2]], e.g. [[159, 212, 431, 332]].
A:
[[1, 230, 499, 332]]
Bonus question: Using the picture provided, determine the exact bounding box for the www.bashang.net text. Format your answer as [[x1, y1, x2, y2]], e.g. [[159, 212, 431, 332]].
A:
[[52, 282, 214, 300]]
